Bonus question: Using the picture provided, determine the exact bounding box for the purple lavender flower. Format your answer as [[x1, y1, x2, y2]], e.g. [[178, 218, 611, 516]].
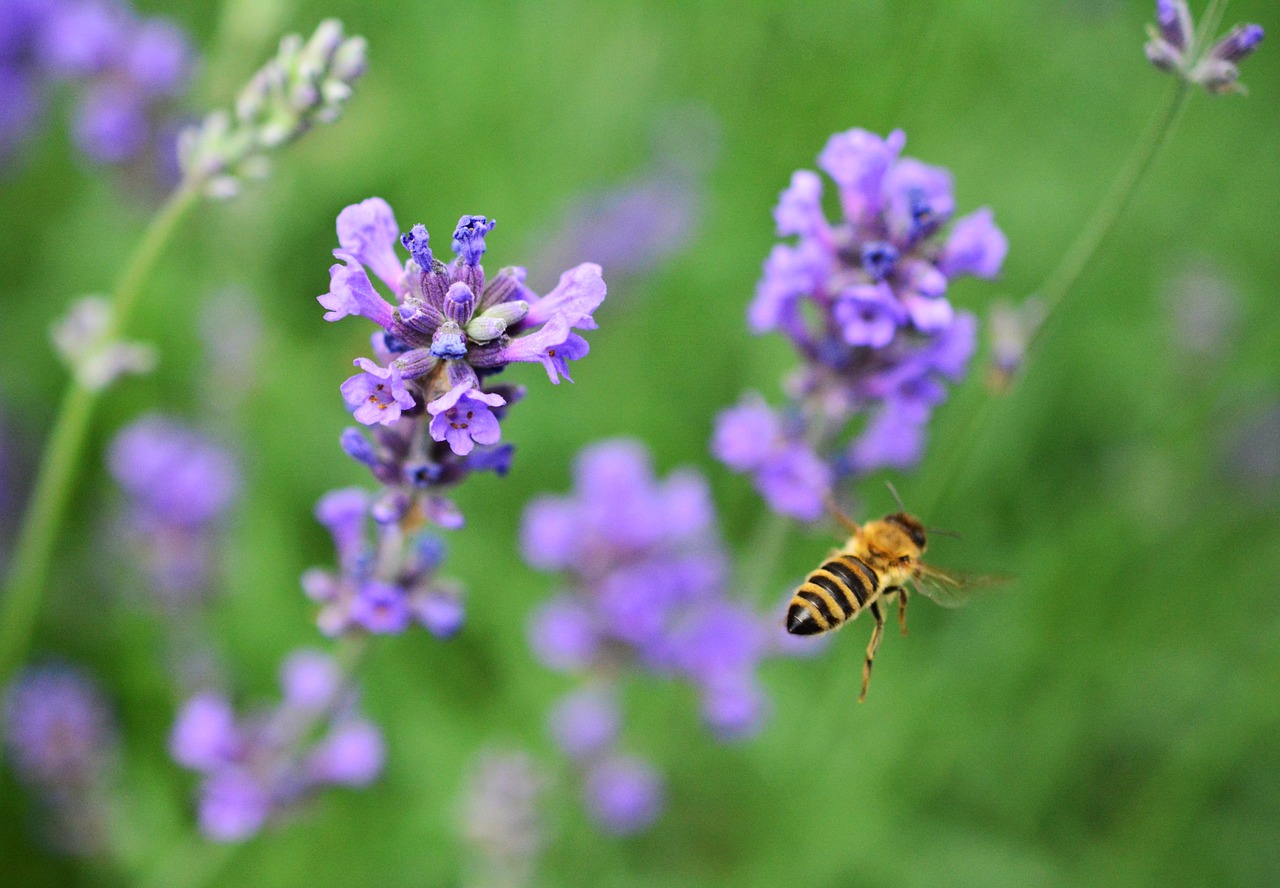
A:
[[3, 663, 118, 854], [169, 649, 384, 842], [1145, 2, 1265, 94], [106, 414, 240, 602], [320, 198, 606, 526], [0, 0, 194, 170], [712, 395, 831, 521], [4, 664, 115, 786], [320, 199, 606, 438], [522, 439, 785, 832], [584, 755, 664, 835], [719, 128, 1002, 517], [303, 487, 462, 638], [547, 685, 620, 761]]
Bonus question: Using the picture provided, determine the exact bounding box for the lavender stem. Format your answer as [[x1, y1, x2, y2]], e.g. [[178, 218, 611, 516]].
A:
[[0, 182, 201, 690]]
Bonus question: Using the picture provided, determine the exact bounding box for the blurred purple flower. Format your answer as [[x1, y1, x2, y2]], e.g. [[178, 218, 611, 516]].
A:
[[584, 755, 664, 836], [522, 439, 787, 833], [1, 0, 194, 169], [170, 649, 384, 842], [547, 685, 620, 761], [3, 663, 117, 855], [106, 414, 239, 603]]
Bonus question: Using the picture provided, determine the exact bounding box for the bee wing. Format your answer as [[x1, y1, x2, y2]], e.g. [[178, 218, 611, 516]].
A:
[[912, 563, 1011, 608]]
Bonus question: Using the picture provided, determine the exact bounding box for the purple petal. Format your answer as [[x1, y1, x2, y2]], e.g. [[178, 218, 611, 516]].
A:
[[528, 596, 599, 671], [712, 396, 780, 472], [833, 283, 903, 348], [280, 650, 341, 712], [308, 719, 385, 786], [170, 692, 238, 772], [520, 496, 582, 570], [884, 157, 954, 242], [939, 207, 1008, 279], [350, 580, 412, 634], [816, 128, 905, 224], [755, 443, 832, 522], [548, 686, 620, 761], [336, 198, 404, 292], [197, 769, 270, 842], [341, 359, 415, 427], [523, 262, 607, 330], [584, 756, 664, 835], [749, 241, 828, 335], [773, 169, 829, 238], [319, 253, 394, 328], [427, 384, 507, 457]]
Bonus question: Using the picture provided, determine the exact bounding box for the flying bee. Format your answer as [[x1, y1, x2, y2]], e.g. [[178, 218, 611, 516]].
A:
[[785, 497, 981, 702]]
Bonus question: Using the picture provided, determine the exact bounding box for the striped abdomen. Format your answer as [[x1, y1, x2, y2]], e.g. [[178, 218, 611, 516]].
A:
[[786, 555, 880, 636]]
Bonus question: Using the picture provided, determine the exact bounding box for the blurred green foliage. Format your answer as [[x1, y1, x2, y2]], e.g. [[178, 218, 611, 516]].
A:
[[1, 0, 1278, 885]]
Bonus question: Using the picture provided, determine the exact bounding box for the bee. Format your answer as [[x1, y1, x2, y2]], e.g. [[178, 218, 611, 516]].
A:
[[785, 498, 978, 702]]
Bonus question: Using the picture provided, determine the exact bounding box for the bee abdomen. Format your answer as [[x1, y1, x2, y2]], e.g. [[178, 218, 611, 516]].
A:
[[785, 556, 879, 636]]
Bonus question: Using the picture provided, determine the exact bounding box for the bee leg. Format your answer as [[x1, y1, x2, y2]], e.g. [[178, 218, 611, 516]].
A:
[[896, 586, 909, 637], [858, 601, 886, 703]]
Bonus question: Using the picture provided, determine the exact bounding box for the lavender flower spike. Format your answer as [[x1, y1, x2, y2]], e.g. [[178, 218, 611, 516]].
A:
[[1145, 2, 1265, 95], [721, 127, 1002, 514], [169, 649, 385, 842], [178, 19, 366, 197]]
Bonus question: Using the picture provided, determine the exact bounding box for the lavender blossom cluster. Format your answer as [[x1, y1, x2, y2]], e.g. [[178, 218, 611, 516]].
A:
[[169, 649, 384, 842], [523, 440, 783, 832], [2, 664, 118, 854], [302, 487, 462, 638], [1145, 1, 1264, 94], [0, 0, 192, 167], [303, 198, 606, 638], [714, 128, 1007, 520], [106, 414, 240, 605]]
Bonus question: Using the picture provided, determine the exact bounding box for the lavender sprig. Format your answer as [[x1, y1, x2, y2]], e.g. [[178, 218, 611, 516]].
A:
[[1145, 1, 1264, 94], [523, 440, 790, 833], [2, 664, 119, 855], [715, 128, 1005, 521], [0, 0, 194, 169], [304, 198, 607, 638], [0, 18, 366, 693], [169, 648, 384, 842], [178, 19, 366, 198]]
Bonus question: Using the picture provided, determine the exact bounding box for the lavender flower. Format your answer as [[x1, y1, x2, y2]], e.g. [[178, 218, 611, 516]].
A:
[[985, 297, 1045, 393], [719, 128, 1004, 518], [178, 19, 365, 197], [52, 295, 156, 391], [1145, 2, 1264, 94], [584, 755, 664, 836], [106, 414, 240, 602], [3, 663, 118, 854], [458, 749, 548, 888], [302, 487, 463, 638], [524, 439, 783, 832], [0, 0, 193, 169], [319, 197, 606, 521], [169, 648, 384, 842]]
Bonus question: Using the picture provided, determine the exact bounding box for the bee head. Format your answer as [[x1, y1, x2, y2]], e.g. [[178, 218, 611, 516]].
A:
[[885, 512, 927, 550]]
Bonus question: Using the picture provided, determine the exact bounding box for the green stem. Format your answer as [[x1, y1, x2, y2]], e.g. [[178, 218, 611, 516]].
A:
[[1028, 76, 1192, 353], [925, 76, 1195, 515], [0, 182, 201, 688]]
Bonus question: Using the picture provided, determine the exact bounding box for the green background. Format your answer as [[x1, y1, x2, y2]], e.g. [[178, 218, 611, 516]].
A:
[[2, 0, 1278, 885]]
